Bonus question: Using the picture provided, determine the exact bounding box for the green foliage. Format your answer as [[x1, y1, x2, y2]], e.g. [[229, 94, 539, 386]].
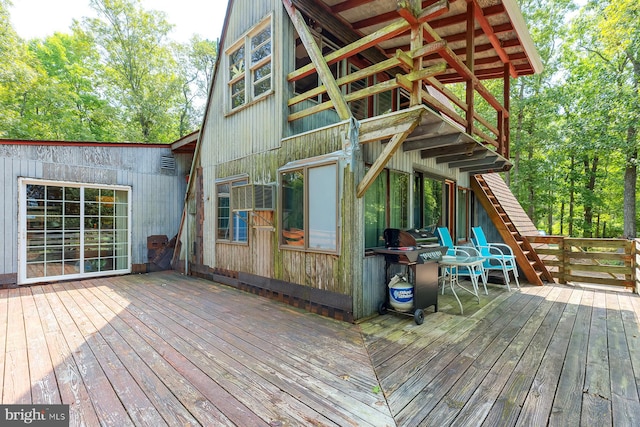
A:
[[0, 0, 216, 143], [510, 0, 639, 238]]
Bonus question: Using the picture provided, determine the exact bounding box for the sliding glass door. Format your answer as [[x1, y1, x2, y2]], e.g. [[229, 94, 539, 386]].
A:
[[19, 179, 131, 284]]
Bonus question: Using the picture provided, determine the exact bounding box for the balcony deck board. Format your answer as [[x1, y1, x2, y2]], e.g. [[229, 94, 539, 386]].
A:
[[2, 271, 639, 426]]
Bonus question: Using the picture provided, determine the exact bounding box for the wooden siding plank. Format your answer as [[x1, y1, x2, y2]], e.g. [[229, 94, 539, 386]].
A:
[[0, 287, 7, 401]]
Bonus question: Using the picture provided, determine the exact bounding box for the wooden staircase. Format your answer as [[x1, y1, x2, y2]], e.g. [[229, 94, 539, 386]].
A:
[[471, 174, 555, 286]]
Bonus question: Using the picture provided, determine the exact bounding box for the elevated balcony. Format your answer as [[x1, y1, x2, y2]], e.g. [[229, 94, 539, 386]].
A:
[[283, 0, 542, 194]]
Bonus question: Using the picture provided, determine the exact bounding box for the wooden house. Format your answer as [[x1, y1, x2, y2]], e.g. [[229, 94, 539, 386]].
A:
[[175, 0, 545, 321]]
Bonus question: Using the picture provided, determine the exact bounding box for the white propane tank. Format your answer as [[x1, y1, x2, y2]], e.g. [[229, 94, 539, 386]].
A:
[[388, 274, 414, 312]]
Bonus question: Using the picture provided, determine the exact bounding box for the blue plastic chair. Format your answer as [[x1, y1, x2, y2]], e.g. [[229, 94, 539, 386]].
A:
[[471, 226, 520, 291], [436, 227, 487, 295]]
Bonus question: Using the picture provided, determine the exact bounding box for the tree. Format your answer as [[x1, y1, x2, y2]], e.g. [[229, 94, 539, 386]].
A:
[[84, 0, 183, 142], [173, 35, 217, 137]]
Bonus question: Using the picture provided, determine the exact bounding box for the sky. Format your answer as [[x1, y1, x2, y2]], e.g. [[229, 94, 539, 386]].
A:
[[9, 0, 229, 43]]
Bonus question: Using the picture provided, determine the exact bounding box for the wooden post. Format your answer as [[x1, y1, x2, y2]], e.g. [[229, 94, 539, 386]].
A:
[[560, 237, 570, 285], [630, 239, 638, 293], [503, 63, 510, 158], [465, 0, 475, 136]]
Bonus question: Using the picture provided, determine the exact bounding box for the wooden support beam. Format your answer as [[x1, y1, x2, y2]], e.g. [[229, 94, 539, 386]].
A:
[[436, 148, 487, 164], [290, 0, 389, 66], [288, 78, 400, 122], [411, 39, 447, 60], [357, 111, 424, 197], [403, 133, 464, 152], [449, 155, 498, 169], [358, 106, 425, 144], [288, 55, 407, 107], [471, 0, 517, 78], [356, 0, 449, 30], [283, 0, 351, 120], [287, 15, 411, 81], [461, 160, 507, 173], [405, 121, 446, 140], [405, 62, 447, 82], [465, 0, 475, 136], [421, 142, 476, 158], [503, 62, 511, 158], [422, 22, 507, 117]]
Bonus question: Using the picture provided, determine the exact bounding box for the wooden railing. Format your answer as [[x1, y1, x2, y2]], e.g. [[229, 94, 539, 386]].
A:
[[286, 18, 509, 156], [526, 236, 639, 293]]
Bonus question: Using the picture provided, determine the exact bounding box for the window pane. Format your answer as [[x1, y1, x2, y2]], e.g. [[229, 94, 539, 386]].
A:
[[217, 183, 230, 240], [423, 177, 442, 228], [233, 211, 248, 242], [251, 27, 271, 64], [389, 171, 409, 229], [281, 170, 304, 246], [364, 170, 387, 248], [231, 80, 245, 108], [308, 165, 337, 251], [456, 188, 468, 241], [229, 46, 245, 79]]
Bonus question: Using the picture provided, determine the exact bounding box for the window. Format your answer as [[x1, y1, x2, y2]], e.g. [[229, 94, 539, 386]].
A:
[[19, 179, 130, 284], [280, 162, 338, 252], [364, 169, 410, 248], [217, 177, 249, 243], [413, 173, 443, 230], [227, 17, 272, 110], [456, 188, 469, 241]]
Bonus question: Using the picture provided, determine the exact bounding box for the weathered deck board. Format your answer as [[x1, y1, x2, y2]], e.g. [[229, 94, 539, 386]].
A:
[[548, 290, 593, 426], [20, 287, 61, 405], [4, 288, 31, 404], [30, 285, 102, 427], [2, 271, 640, 427]]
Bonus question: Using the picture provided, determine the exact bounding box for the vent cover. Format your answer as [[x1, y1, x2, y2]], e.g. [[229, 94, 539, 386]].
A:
[[160, 155, 176, 173], [231, 184, 276, 211]]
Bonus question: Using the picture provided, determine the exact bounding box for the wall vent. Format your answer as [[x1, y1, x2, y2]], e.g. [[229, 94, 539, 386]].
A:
[[160, 155, 176, 173]]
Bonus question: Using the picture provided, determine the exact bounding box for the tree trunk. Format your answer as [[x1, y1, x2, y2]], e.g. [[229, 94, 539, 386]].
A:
[[623, 146, 637, 239], [582, 155, 599, 238], [568, 156, 575, 236]]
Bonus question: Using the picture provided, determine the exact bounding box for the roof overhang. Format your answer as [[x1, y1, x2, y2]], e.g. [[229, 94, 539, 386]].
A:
[[306, 0, 543, 83]]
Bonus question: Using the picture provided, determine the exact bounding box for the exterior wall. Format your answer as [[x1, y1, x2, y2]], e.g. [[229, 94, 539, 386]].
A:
[[0, 143, 189, 284], [212, 123, 354, 292], [184, 0, 479, 320]]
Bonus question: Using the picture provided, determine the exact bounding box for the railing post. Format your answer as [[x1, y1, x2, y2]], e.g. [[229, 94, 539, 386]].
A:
[[465, 1, 475, 136], [559, 237, 569, 285], [634, 239, 640, 294]]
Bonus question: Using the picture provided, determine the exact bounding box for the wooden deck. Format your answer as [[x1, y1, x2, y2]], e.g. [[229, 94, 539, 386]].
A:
[[2, 272, 640, 426]]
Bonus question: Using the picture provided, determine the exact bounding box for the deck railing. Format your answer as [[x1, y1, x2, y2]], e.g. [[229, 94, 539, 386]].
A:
[[287, 19, 510, 156], [526, 236, 640, 293]]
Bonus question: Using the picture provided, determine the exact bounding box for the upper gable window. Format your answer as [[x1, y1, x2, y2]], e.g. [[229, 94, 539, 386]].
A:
[[227, 17, 272, 111]]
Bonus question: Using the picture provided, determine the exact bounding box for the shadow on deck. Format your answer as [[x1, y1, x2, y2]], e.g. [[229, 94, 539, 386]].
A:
[[1, 271, 639, 426]]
